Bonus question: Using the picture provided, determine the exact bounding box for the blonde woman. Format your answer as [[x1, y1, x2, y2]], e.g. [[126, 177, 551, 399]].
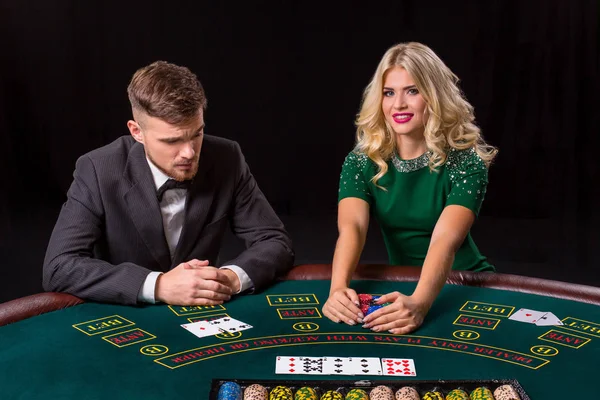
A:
[[322, 42, 498, 334]]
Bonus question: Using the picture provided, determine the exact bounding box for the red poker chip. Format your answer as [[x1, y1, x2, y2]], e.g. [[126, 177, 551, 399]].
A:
[[358, 294, 372, 305]]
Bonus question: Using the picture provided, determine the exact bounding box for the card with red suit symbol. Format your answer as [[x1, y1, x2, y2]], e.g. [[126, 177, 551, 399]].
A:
[[508, 308, 546, 324], [180, 320, 222, 338], [381, 358, 417, 376]]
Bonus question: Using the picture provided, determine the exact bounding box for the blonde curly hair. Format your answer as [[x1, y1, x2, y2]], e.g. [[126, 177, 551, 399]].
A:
[[355, 42, 497, 187]]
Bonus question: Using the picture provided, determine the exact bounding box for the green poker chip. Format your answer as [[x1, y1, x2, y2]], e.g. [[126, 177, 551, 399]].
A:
[[345, 388, 368, 400], [294, 386, 317, 400]]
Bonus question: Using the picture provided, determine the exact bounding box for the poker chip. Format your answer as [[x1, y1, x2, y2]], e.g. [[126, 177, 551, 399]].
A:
[[358, 293, 393, 317], [319, 390, 343, 400], [358, 294, 372, 305], [422, 391, 443, 400], [270, 386, 293, 400], [493, 384, 521, 400], [345, 388, 368, 400], [244, 383, 268, 400], [218, 381, 242, 400], [469, 387, 493, 399], [295, 386, 318, 400], [446, 388, 469, 399], [366, 304, 383, 316], [370, 385, 394, 400], [394, 386, 420, 400]]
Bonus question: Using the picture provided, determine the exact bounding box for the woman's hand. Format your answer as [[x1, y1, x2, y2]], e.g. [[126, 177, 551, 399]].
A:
[[322, 287, 363, 325], [361, 291, 431, 334]]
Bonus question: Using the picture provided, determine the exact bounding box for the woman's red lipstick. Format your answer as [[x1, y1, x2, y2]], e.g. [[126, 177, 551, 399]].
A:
[[392, 113, 414, 124]]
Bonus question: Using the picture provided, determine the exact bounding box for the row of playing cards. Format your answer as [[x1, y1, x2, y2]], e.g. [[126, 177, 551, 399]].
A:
[[181, 317, 253, 339], [275, 356, 416, 376], [508, 308, 564, 326]]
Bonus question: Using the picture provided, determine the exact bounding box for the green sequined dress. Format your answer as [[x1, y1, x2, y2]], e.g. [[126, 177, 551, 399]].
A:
[[338, 148, 493, 272]]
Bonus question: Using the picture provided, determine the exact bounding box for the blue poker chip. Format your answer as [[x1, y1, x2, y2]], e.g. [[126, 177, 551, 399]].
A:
[[366, 304, 383, 316], [371, 295, 381, 303], [217, 381, 242, 400]]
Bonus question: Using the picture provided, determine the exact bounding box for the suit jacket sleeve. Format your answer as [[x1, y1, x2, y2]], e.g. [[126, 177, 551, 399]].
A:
[[223, 142, 294, 292], [42, 154, 152, 305]]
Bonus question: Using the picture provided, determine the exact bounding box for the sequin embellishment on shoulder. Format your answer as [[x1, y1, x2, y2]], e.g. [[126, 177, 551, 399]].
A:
[[446, 148, 486, 178], [446, 147, 487, 202], [345, 151, 370, 169], [338, 151, 372, 196]]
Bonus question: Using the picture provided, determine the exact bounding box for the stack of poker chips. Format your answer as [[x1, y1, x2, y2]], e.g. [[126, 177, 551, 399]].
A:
[[345, 388, 368, 400], [294, 386, 318, 399], [269, 385, 293, 399], [244, 384, 268, 399], [358, 294, 392, 317], [445, 388, 469, 399], [421, 390, 444, 400], [319, 390, 344, 400], [369, 385, 394, 399], [469, 387, 494, 399], [395, 387, 420, 399], [493, 384, 521, 400], [217, 381, 242, 400]]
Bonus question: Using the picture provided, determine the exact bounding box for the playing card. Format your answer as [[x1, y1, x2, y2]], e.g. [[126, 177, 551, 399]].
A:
[[349, 357, 382, 375], [181, 320, 222, 338], [323, 357, 353, 375], [299, 356, 324, 374], [275, 356, 304, 374], [509, 308, 545, 324], [536, 312, 564, 326], [209, 317, 253, 333], [381, 358, 416, 376]]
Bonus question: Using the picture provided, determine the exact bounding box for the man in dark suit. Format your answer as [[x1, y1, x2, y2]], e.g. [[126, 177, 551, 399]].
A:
[[43, 61, 294, 306]]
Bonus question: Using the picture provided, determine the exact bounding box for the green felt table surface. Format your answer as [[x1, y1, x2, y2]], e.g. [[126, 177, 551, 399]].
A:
[[1, 280, 599, 399]]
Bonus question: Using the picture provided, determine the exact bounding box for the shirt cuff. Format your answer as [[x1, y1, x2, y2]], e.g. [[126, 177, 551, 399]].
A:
[[220, 265, 253, 294], [138, 271, 162, 304]]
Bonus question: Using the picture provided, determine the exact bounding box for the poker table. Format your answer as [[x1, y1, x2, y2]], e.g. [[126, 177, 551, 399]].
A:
[[1, 264, 599, 399]]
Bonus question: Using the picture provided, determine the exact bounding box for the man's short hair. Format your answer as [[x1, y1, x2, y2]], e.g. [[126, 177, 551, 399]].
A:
[[127, 61, 207, 125]]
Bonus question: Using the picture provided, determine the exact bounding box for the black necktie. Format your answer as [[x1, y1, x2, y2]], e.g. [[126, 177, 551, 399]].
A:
[[156, 179, 191, 201]]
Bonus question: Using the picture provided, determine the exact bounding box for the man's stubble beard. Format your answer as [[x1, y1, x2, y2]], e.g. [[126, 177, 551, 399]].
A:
[[147, 150, 199, 182]]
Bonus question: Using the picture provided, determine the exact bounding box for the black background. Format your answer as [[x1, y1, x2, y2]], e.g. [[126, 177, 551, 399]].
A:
[[1, 1, 598, 303]]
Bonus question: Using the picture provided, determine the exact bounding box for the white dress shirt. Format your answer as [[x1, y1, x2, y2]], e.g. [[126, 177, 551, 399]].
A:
[[138, 158, 253, 303]]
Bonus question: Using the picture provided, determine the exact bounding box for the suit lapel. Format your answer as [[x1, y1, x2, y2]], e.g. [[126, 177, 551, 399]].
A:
[[171, 147, 216, 266], [123, 142, 172, 271]]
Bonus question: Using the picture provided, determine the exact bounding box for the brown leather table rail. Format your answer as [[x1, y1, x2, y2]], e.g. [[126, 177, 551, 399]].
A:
[[283, 264, 600, 306], [2, 264, 599, 327], [0, 292, 84, 327]]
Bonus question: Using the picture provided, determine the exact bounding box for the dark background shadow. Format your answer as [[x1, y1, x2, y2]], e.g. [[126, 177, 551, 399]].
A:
[[1, 1, 598, 303]]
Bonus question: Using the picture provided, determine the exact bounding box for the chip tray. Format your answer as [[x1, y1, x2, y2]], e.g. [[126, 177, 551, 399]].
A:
[[209, 378, 530, 399]]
